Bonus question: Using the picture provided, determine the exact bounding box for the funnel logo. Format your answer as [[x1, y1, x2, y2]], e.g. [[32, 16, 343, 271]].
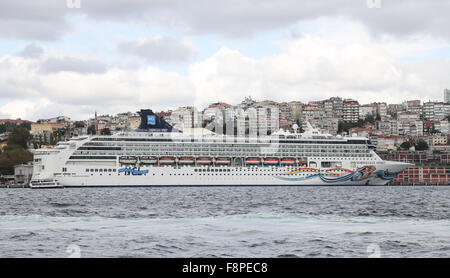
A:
[[147, 115, 156, 125]]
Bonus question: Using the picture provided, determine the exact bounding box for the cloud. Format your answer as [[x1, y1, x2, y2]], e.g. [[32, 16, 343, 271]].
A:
[[187, 21, 448, 106], [67, 1, 450, 40], [39, 56, 108, 74], [17, 43, 44, 58], [0, 53, 196, 120], [118, 36, 196, 63], [0, 56, 44, 100], [0, 1, 73, 41], [0, 20, 448, 121], [2, 1, 450, 41]]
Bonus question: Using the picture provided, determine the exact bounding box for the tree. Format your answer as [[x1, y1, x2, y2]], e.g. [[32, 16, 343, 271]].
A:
[[87, 125, 96, 135], [415, 139, 429, 151], [0, 122, 31, 134], [338, 120, 362, 134], [399, 141, 411, 150], [364, 113, 376, 125], [74, 121, 86, 128], [0, 148, 33, 175], [100, 128, 111, 135], [0, 126, 34, 175], [18, 122, 31, 130], [7, 127, 31, 149], [49, 128, 68, 145]]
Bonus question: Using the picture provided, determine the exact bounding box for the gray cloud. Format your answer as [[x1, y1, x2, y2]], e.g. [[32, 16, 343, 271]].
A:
[[17, 43, 44, 58], [1, 1, 450, 41], [118, 36, 195, 63], [0, 1, 74, 41], [39, 56, 108, 74], [76, 0, 450, 39]]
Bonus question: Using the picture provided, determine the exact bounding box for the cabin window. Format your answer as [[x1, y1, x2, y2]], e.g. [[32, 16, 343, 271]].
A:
[[321, 161, 331, 168]]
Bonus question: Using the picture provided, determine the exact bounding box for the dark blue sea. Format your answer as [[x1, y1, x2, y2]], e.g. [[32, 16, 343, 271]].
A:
[[1, 186, 449, 258]]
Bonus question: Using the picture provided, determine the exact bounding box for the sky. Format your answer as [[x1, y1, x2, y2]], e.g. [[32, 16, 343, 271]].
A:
[[0, 0, 450, 121]]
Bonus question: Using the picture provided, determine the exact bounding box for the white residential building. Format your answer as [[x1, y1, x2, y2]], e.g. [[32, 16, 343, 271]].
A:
[[343, 99, 360, 123], [445, 88, 450, 104]]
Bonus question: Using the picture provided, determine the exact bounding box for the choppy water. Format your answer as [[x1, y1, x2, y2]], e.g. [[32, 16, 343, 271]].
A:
[[0, 186, 449, 258]]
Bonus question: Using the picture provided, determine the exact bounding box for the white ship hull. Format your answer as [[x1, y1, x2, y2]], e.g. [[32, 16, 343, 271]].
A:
[[32, 162, 410, 188]]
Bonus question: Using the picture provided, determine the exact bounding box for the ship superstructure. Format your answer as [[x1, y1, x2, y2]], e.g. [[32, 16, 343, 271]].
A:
[[30, 110, 412, 188]]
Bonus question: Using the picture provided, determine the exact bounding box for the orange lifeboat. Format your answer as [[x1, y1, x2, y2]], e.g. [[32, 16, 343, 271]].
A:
[[159, 157, 175, 165], [246, 157, 261, 165], [196, 157, 212, 165], [263, 157, 279, 165], [179, 157, 195, 165], [280, 158, 296, 165], [215, 157, 231, 165]]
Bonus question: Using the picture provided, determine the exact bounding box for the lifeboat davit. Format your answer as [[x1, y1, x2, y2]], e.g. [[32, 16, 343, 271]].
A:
[[140, 156, 157, 164], [245, 157, 261, 165], [263, 157, 279, 165], [215, 157, 231, 165], [159, 157, 175, 165], [196, 157, 212, 165], [119, 156, 137, 164], [178, 157, 195, 164], [280, 158, 296, 165]]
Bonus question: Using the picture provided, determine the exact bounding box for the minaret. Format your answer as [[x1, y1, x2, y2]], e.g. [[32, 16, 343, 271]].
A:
[[94, 111, 99, 135]]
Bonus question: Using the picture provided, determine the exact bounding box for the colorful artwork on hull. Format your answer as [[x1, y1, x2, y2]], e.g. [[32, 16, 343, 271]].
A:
[[276, 165, 400, 183]]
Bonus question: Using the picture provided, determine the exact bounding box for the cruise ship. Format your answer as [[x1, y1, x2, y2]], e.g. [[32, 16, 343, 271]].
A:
[[30, 110, 412, 188]]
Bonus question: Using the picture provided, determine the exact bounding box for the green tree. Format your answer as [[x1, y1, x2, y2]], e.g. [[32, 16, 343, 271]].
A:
[[0, 148, 33, 175], [338, 120, 363, 134], [399, 141, 411, 150], [364, 113, 376, 124], [0, 126, 34, 175], [18, 122, 31, 130], [74, 121, 86, 128], [50, 128, 67, 145], [87, 125, 96, 135], [415, 139, 429, 151], [7, 127, 31, 149], [100, 128, 111, 135]]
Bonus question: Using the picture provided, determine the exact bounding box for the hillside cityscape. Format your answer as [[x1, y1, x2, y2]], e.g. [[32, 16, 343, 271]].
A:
[[1, 90, 450, 186], [2, 89, 450, 149]]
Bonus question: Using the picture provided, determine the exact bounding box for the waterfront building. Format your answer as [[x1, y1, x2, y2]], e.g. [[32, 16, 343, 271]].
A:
[[14, 163, 33, 186]]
